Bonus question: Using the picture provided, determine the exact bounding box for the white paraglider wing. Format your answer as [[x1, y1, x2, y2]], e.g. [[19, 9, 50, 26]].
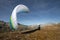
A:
[[10, 4, 29, 30]]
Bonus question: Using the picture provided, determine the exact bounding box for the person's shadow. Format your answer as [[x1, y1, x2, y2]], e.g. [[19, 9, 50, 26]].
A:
[[21, 25, 40, 34]]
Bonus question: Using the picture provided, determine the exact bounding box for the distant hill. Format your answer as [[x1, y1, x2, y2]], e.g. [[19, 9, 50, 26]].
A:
[[0, 21, 28, 32], [40, 23, 60, 30]]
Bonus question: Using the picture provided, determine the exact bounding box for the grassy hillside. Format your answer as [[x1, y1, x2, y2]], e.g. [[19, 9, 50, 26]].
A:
[[0, 21, 60, 40], [0, 27, 60, 40]]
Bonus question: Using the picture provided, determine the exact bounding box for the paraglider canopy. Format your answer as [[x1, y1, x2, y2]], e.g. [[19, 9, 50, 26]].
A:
[[10, 4, 30, 30]]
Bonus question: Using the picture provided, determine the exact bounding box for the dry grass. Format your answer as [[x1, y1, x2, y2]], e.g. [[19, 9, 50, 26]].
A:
[[0, 31, 26, 40], [0, 24, 60, 40], [24, 30, 60, 40], [0, 30, 60, 40]]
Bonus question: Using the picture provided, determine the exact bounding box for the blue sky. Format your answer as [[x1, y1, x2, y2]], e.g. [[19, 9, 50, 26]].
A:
[[0, 0, 60, 25]]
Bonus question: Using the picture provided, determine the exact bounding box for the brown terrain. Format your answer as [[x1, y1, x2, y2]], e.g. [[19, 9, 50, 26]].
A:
[[0, 21, 60, 40]]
